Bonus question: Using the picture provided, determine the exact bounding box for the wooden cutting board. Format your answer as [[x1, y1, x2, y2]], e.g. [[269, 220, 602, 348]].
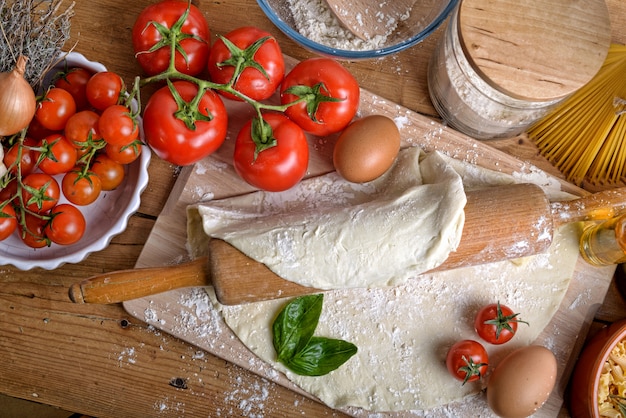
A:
[[123, 57, 615, 417]]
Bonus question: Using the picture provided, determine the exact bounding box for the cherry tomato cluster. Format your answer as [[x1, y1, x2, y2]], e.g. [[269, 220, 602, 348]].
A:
[[445, 302, 528, 385], [131, 1, 360, 192], [0, 66, 142, 248]]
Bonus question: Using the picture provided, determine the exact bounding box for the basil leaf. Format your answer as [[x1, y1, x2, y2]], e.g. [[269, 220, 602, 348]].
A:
[[283, 336, 358, 377], [272, 294, 358, 377], [272, 294, 323, 361]]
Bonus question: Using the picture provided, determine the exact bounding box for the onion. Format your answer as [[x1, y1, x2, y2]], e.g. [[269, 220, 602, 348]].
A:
[[0, 55, 37, 136]]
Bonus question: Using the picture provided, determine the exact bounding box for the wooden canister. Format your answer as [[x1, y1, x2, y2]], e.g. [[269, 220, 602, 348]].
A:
[[428, 0, 612, 140]]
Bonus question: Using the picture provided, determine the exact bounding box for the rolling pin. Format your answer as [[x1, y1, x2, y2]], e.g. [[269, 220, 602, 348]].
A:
[[69, 183, 626, 305]]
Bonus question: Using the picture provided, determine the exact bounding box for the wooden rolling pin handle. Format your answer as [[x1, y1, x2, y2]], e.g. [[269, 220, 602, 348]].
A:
[[68, 257, 209, 304]]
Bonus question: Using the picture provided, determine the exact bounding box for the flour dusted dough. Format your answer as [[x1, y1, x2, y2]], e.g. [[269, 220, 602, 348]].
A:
[[188, 147, 467, 289], [186, 146, 580, 413], [212, 224, 577, 413]]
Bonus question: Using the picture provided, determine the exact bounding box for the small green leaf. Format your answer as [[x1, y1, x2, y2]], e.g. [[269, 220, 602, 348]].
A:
[[272, 294, 358, 377], [273, 294, 322, 361], [283, 336, 357, 376]]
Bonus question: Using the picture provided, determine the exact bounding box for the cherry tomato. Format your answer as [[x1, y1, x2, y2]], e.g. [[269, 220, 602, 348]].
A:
[[86, 71, 123, 111], [0, 203, 17, 241], [98, 105, 139, 146], [64, 110, 102, 151], [143, 81, 228, 166], [0, 179, 18, 204], [19, 212, 49, 248], [62, 168, 102, 206], [35, 87, 77, 131], [281, 58, 360, 136], [36, 134, 78, 175], [4, 138, 37, 176], [105, 141, 142, 165], [91, 154, 125, 191], [27, 117, 56, 141], [446, 340, 489, 385], [54, 67, 93, 110], [474, 302, 528, 345], [234, 113, 309, 192], [21, 173, 60, 213], [132, 0, 210, 76], [208, 26, 285, 101], [44, 204, 86, 245]]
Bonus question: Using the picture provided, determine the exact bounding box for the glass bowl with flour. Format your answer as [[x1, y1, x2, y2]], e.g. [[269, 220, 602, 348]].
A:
[[257, 0, 459, 60]]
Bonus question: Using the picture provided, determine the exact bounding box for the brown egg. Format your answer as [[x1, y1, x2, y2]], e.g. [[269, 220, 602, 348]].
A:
[[333, 115, 401, 183], [487, 345, 557, 418]]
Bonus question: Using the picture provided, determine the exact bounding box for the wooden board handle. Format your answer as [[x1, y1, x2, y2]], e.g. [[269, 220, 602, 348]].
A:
[[69, 258, 209, 304]]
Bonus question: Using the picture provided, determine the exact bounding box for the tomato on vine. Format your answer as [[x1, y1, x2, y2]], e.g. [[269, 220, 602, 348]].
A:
[[44, 204, 86, 245], [474, 302, 528, 345], [86, 71, 124, 111], [105, 141, 142, 165], [19, 212, 49, 248], [446, 340, 489, 385], [62, 168, 102, 206], [208, 26, 285, 102], [64, 110, 102, 151], [4, 138, 37, 176], [281, 57, 360, 136], [132, 0, 210, 76], [90, 154, 125, 191], [35, 87, 77, 131], [35, 134, 78, 176], [233, 113, 309, 192], [143, 80, 228, 166], [99, 105, 139, 146], [21, 172, 60, 213], [54, 67, 93, 110], [0, 203, 17, 241]]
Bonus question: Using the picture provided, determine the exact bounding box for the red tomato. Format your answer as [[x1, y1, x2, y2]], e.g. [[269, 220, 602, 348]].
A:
[[446, 340, 489, 385], [0, 179, 18, 204], [86, 71, 123, 111], [21, 173, 60, 213], [36, 134, 78, 175], [105, 141, 142, 165], [143, 81, 228, 166], [91, 154, 125, 191], [281, 58, 360, 136], [35, 87, 77, 131], [99, 105, 139, 146], [208, 26, 285, 101], [474, 302, 527, 345], [19, 212, 49, 248], [234, 113, 309, 192], [44, 204, 86, 245], [0, 203, 17, 241], [27, 117, 56, 141], [4, 138, 37, 176], [132, 0, 210, 76], [64, 110, 102, 150], [62, 168, 102, 206], [54, 67, 93, 110]]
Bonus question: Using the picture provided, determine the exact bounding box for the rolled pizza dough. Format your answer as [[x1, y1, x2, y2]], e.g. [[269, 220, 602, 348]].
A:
[[188, 148, 467, 289], [186, 146, 580, 413]]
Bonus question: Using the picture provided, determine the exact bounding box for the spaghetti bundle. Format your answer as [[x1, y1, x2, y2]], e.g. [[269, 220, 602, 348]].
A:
[[528, 44, 626, 188]]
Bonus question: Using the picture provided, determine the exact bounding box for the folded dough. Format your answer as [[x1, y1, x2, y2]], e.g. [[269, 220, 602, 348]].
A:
[[187, 147, 467, 289]]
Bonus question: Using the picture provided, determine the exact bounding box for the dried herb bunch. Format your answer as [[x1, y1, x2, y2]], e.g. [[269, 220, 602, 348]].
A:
[[0, 0, 75, 89]]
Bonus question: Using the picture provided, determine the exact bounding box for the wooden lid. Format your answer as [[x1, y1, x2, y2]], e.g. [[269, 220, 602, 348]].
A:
[[458, 0, 612, 101]]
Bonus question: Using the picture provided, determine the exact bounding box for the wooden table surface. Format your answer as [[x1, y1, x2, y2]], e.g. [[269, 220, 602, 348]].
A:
[[1, 1, 625, 417]]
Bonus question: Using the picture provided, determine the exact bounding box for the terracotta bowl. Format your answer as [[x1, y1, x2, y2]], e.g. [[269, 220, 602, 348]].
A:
[[570, 318, 626, 418]]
